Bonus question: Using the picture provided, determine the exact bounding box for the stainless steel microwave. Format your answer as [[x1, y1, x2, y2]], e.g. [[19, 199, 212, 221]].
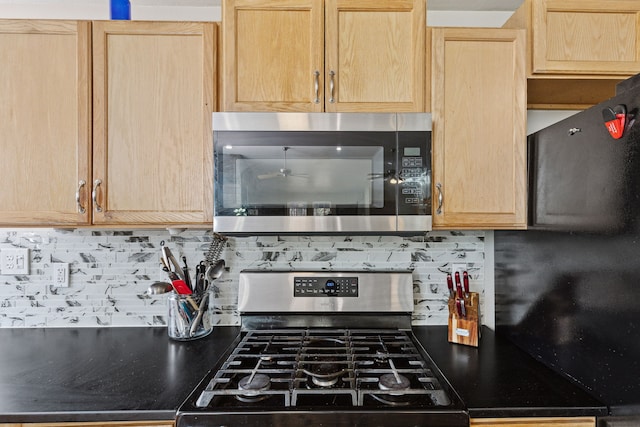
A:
[[213, 112, 432, 233]]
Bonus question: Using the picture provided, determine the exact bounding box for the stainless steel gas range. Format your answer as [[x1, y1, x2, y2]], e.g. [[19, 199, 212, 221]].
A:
[[177, 270, 467, 427]]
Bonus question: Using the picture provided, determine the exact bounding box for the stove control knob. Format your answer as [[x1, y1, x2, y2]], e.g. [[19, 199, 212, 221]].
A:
[[325, 280, 337, 296]]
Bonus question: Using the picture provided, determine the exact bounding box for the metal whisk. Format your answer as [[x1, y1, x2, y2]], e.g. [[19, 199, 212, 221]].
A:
[[205, 232, 227, 265]]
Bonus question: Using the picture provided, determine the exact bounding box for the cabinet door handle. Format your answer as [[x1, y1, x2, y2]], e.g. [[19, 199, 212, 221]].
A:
[[92, 179, 103, 213], [313, 70, 320, 104], [75, 180, 86, 214], [329, 70, 336, 104], [436, 183, 443, 215]]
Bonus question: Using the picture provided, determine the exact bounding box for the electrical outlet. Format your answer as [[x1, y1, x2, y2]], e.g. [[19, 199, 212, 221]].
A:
[[0, 248, 29, 275], [451, 263, 467, 276], [53, 263, 70, 287]]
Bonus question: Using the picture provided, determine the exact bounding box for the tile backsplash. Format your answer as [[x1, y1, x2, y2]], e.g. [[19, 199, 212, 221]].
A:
[[0, 229, 489, 328]]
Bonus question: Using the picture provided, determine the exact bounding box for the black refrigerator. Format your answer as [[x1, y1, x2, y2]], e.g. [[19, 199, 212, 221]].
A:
[[495, 74, 640, 418], [528, 75, 640, 234]]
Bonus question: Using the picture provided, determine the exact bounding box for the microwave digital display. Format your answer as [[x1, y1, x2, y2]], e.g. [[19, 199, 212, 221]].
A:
[[404, 147, 420, 157]]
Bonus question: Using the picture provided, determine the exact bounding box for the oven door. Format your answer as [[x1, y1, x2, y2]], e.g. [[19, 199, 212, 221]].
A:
[[213, 113, 431, 234]]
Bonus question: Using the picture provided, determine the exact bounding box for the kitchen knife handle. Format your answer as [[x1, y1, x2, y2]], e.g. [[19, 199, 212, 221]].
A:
[[329, 70, 336, 104], [313, 70, 320, 104], [76, 180, 86, 214], [446, 273, 454, 298], [454, 271, 463, 299], [92, 179, 103, 212], [463, 271, 470, 296], [436, 183, 443, 215]]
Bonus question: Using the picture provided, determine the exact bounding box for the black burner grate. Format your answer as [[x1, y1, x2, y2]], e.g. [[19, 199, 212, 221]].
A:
[[194, 329, 451, 409]]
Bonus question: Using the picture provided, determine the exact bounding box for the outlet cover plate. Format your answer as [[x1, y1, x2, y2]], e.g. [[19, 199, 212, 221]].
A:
[[53, 263, 70, 287]]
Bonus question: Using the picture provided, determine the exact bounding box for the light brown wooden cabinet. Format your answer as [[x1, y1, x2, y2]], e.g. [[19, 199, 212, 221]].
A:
[[504, 0, 640, 109], [470, 416, 596, 427], [0, 20, 91, 226], [506, 0, 640, 76], [92, 21, 215, 225], [0, 20, 215, 227], [431, 28, 527, 230], [221, 0, 425, 112]]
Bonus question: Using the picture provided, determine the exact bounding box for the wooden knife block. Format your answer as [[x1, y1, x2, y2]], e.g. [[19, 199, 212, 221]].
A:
[[448, 292, 481, 347]]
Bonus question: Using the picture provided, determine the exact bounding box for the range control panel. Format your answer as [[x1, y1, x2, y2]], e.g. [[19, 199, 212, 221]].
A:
[[294, 276, 359, 297]]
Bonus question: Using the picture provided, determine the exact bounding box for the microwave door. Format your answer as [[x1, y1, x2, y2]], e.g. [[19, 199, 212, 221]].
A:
[[211, 114, 431, 233]]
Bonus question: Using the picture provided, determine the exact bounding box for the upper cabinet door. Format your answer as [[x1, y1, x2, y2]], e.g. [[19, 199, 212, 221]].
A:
[[92, 21, 215, 225], [533, 0, 640, 75], [222, 0, 325, 112], [324, 0, 425, 112], [0, 20, 91, 226], [221, 0, 425, 112], [431, 28, 527, 230]]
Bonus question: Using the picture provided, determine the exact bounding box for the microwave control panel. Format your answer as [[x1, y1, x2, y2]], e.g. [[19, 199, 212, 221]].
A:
[[400, 149, 426, 206], [397, 131, 431, 214], [293, 276, 359, 297], [401, 154, 424, 204]]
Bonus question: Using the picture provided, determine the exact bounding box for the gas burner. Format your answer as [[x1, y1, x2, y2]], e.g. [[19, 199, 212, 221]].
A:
[[236, 373, 271, 403], [310, 375, 338, 387], [309, 371, 341, 387], [378, 373, 411, 393], [371, 373, 414, 407], [259, 354, 276, 366], [370, 393, 416, 407], [302, 358, 348, 387]]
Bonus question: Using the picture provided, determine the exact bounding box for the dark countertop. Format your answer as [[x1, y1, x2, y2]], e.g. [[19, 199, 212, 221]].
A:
[[0, 327, 240, 423], [415, 326, 608, 419], [0, 326, 607, 423]]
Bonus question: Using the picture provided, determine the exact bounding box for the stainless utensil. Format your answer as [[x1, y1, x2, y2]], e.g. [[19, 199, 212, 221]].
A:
[[205, 259, 225, 284], [182, 255, 193, 292], [189, 260, 225, 337], [189, 292, 210, 337], [162, 246, 185, 281], [147, 282, 174, 295]]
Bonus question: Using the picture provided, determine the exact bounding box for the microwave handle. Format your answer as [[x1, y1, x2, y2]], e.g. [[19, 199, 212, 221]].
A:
[[436, 183, 443, 215]]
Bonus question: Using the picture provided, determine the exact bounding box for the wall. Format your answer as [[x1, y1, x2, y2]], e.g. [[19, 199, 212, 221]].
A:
[[0, 0, 218, 21], [0, 0, 517, 25], [0, 229, 490, 328]]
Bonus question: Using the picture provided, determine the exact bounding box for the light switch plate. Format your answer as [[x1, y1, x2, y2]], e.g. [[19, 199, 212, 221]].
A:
[[0, 248, 29, 275]]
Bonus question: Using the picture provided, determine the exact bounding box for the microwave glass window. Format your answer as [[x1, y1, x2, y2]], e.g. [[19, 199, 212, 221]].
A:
[[214, 130, 403, 217], [229, 146, 384, 208]]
